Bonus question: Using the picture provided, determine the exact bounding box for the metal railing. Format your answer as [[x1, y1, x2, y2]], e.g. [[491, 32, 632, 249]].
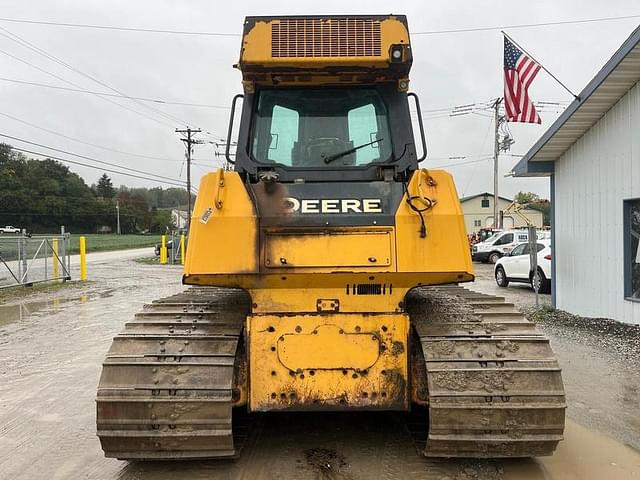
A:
[[0, 231, 71, 289]]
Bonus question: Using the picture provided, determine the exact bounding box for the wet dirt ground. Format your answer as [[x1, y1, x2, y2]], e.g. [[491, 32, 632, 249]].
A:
[[471, 262, 640, 451], [0, 254, 638, 479]]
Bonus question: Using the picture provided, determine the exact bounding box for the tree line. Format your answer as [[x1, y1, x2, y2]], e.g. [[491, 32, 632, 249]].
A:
[[0, 143, 191, 234], [513, 191, 551, 226]]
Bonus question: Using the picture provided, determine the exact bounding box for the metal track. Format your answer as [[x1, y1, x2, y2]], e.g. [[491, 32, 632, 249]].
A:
[[96, 287, 251, 460], [408, 285, 566, 458]]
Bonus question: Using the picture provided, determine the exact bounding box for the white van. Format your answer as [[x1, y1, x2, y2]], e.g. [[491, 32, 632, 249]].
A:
[[472, 229, 550, 264]]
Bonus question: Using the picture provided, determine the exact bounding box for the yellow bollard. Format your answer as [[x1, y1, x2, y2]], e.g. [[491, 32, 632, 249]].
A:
[[80, 236, 87, 281], [52, 238, 59, 279], [160, 235, 167, 264], [180, 234, 185, 265]]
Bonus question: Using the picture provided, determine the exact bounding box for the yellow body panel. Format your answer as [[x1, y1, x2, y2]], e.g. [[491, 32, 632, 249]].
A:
[[241, 17, 409, 68], [184, 171, 258, 275], [238, 16, 411, 88], [184, 168, 474, 314], [395, 169, 474, 276], [248, 313, 409, 410], [264, 229, 393, 269]]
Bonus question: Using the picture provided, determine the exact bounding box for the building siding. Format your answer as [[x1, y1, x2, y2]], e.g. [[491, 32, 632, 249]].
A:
[[460, 195, 544, 233], [554, 81, 640, 324]]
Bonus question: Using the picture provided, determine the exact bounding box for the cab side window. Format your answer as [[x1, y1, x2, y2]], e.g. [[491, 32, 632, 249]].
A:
[[347, 104, 381, 165], [267, 105, 299, 165], [510, 244, 527, 256], [494, 233, 514, 246]]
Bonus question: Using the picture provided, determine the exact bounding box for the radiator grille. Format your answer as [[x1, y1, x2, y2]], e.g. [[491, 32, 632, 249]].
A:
[[346, 284, 392, 295], [271, 18, 382, 58]]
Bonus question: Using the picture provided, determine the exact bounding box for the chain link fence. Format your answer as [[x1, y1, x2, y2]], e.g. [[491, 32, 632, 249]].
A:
[[0, 232, 71, 289]]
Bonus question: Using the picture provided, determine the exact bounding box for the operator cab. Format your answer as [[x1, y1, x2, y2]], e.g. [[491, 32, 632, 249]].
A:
[[226, 15, 426, 183]]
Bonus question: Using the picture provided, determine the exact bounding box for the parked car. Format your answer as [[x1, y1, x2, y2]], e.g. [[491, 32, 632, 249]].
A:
[[154, 240, 174, 257], [472, 228, 549, 264], [494, 240, 552, 293], [0, 225, 21, 234]]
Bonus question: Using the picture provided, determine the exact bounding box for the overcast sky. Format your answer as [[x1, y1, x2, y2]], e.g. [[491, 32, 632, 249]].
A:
[[1, 0, 639, 200]]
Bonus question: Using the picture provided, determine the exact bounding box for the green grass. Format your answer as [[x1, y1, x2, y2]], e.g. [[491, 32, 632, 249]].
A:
[[68, 234, 159, 254], [134, 256, 161, 265], [1, 234, 171, 260]]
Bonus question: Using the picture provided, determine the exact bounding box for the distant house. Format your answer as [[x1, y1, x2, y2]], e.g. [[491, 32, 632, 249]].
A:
[[171, 209, 188, 231], [459, 192, 544, 233], [514, 26, 640, 324]]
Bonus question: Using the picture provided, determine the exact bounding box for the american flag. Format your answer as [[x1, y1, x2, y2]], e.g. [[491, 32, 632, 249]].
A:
[[503, 36, 541, 124]]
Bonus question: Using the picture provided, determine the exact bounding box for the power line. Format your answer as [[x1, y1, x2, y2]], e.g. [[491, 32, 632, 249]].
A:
[[0, 47, 175, 129], [0, 193, 156, 204], [415, 98, 568, 121], [0, 18, 241, 36], [8, 145, 186, 187], [3, 27, 228, 139], [0, 77, 231, 109], [462, 114, 495, 197], [1, 133, 186, 185], [0, 26, 195, 128], [0, 27, 205, 129], [1, 133, 182, 182], [412, 14, 640, 35], [0, 211, 139, 217], [0, 13, 638, 37], [1, 133, 183, 183], [426, 153, 493, 162], [0, 111, 180, 163], [430, 157, 494, 169]]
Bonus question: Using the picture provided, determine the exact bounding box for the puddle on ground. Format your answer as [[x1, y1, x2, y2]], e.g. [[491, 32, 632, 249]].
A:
[[0, 295, 88, 327], [533, 419, 640, 480], [99, 289, 116, 299]]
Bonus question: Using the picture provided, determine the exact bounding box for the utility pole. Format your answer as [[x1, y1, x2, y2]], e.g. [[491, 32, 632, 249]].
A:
[[175, 127, 203, 232], [116, 200, 121, 235], [492, 98, 515, 228], [212, 141, 237, 171], [493, 98, 503, 228]]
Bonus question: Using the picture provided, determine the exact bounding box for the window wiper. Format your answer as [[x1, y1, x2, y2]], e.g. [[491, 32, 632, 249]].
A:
[[322, 138, 384, 164]]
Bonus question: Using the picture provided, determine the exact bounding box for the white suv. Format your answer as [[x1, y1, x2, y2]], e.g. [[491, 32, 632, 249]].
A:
[[494, 240, 552, 293]]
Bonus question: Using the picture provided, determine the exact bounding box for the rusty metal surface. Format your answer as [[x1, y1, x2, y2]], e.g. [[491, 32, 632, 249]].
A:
[[247, 313, 409, 411], [96, 287, 251, 460], [408, 285, 566, 458]]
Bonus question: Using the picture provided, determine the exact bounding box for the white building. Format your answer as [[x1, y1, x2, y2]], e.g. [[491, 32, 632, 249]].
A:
[[459, 192, 544, 233], [171, 209, 188, 231], [514, 26, 640, 324]]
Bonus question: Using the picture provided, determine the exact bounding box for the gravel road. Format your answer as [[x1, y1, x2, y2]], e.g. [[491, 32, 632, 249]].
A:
[[471, 262, 640, 451], [0, 255, 638, 479]]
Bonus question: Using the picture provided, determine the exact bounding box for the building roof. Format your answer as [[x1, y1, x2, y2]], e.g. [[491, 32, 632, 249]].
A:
[[514, 25, 640, 177], [460, 192, 512, 203]]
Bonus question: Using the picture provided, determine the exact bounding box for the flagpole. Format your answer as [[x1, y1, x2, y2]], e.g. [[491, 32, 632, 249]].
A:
[[501, 30, 580, 101]]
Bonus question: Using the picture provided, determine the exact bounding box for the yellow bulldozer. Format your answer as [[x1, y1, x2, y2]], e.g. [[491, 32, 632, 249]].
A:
[[97, 15, 565, 460]]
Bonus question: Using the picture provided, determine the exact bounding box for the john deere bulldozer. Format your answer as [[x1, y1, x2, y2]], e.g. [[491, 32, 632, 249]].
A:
[[97, 15, 565, 460]]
